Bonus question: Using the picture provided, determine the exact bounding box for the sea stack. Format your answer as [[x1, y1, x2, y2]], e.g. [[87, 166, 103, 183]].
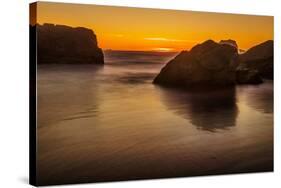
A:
[[36, 23, 104, 64], [153, 40, 239, 88]]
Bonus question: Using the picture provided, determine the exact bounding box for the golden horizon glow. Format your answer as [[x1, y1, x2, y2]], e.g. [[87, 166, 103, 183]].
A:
[[152, 48, 176, 52], [36, 2, 273, 52]]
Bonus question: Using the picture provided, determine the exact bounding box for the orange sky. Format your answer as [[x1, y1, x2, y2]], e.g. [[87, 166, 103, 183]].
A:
[[34, 2, 273, 52]]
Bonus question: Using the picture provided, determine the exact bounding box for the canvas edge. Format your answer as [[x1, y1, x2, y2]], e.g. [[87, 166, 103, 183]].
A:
[[29, 2, 38, 186], [27, 1, 274, 186]]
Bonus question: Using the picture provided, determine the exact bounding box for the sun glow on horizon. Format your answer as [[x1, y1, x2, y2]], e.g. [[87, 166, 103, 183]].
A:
[[152, 47, 176, 52]]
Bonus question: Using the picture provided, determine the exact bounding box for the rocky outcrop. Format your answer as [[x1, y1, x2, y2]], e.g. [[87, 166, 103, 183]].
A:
[[36, 23, 104, 64], [236, 68, 263, 84], [238, 40, 273, 79], [153, 40, 239, 88]]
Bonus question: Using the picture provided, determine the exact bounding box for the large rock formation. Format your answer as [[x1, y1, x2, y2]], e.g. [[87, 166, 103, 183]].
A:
[[36, 23, 104, 64], [153, 40, 239, 88], [238, 40, 273, 79]]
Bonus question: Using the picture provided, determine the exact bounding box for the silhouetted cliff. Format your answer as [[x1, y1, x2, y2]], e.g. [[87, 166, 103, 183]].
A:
[[35, 23, 104, 64]]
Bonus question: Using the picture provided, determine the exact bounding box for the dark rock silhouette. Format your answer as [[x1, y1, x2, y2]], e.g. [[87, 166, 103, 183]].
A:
[[236, 68, 263, 84], [238, 40, 273, 79], [36, 23, 104, 64], [153, 40, 239, 88]]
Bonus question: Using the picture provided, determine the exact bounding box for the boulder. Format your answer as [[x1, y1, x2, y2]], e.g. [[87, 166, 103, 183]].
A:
[[36, 23, 104, 64], [153, 40, 239, 88], [238, 40, 273, 79]]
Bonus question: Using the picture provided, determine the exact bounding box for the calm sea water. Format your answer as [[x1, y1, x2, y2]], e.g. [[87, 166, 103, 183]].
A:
[[37, 51, 273, 185]]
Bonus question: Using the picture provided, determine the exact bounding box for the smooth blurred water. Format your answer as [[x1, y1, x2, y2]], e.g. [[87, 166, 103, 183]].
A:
[[37, 51, 273, 185]]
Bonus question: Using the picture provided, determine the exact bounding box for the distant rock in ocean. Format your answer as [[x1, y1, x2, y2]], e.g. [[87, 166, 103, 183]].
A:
[[238, 40, 273, 80], [36, 23, 104, 64], [153, 40, 239, 88]]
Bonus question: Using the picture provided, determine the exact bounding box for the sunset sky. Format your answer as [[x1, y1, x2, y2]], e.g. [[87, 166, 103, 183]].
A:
[[34, 2, 273, 52]]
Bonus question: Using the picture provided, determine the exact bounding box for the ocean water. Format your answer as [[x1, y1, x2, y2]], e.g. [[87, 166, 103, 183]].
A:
[[37, 51, 273, 185]]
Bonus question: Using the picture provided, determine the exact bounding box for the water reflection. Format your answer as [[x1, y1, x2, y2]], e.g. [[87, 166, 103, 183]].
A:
[[38, 64, 103, 127], [104, 50, 177, 65], [115, 72, 157, 84], [37, 61, 273, 184], [237, 81, 273, 114], [157, 86, 238, 132]]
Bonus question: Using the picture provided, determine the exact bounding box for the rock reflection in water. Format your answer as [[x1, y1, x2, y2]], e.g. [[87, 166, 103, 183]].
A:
[[157, 86, 238, 132], [237, 81, 273, 114]]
